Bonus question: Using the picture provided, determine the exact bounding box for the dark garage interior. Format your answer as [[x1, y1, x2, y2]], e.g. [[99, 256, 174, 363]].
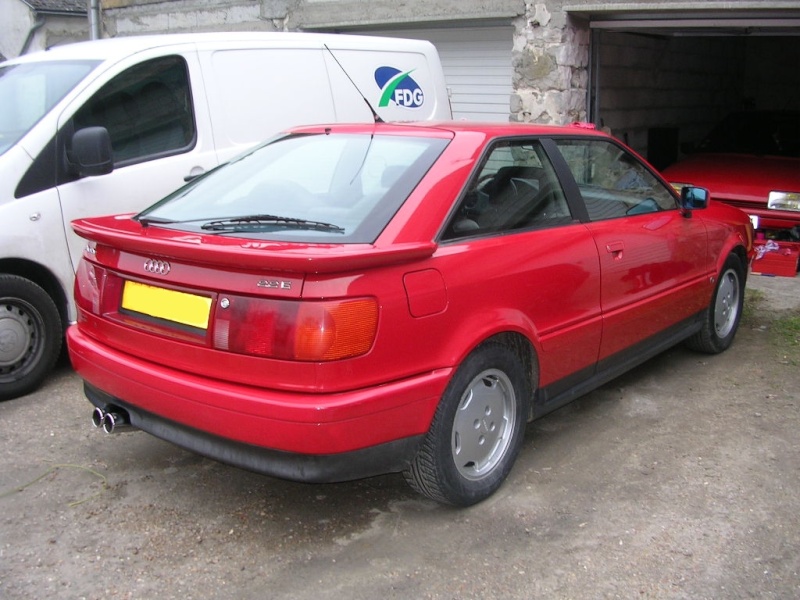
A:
[[580, 9, 800, 170]]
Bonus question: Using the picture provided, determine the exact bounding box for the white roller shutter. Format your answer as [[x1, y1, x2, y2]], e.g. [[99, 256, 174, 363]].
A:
[[356, 27, 514, 122]]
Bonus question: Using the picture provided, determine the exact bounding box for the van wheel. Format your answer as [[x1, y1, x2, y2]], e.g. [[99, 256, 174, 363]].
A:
[[686, 254, 744, 354], [0, 275, 62, 401], [403, 342, 529, 506]]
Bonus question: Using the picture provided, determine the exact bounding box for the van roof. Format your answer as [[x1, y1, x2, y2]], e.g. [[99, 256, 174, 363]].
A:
[[5, 32, 438, 65]]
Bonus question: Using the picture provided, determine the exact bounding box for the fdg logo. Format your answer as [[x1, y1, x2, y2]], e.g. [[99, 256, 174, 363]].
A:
[[375, 67, 424, 109]]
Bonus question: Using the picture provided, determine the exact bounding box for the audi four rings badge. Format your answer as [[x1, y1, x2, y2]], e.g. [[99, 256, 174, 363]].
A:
[[143, 259, 171, 275]]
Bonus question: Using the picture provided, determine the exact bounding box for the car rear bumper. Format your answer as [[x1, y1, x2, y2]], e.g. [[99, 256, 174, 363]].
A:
[[67, 326, 450, 482]]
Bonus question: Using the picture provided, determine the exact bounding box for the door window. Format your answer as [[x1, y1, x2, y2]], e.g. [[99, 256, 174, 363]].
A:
[[554, 139, 677, 221], [443, 139, 573, 239], [72, 56, 195, 165]]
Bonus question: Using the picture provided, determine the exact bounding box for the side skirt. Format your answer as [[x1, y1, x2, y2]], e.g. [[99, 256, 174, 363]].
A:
[[531, 310, 706, 420]]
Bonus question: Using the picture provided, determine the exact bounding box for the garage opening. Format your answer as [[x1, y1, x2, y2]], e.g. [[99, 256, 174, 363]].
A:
[[569, 6, 800, 170]]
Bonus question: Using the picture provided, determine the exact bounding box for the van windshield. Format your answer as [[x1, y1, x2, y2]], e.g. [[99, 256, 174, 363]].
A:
[[0, 60, 98, 156]]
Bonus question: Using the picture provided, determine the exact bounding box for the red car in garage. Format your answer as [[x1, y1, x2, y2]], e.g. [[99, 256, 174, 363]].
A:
[[67, 121, 753, 506], [663, 110, 800, 237]]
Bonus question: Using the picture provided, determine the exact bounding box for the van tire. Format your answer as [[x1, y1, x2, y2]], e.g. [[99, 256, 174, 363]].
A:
[[0, 275, 63, 401]]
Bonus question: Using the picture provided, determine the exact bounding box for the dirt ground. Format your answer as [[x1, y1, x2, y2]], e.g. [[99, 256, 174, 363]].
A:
[[1, 272, 799, 600]]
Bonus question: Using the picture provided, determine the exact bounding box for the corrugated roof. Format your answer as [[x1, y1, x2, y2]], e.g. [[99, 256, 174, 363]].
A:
[[23, 0, 87, 15]]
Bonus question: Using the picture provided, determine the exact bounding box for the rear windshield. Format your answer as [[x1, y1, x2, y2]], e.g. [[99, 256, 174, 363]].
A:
[[137, 132, 450, 243], [0, 60, 98, 156]]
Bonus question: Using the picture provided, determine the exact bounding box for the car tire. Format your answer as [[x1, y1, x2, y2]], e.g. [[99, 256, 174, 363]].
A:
[[403, 342, 530, 506], [686, 254, 745, 354], [0, 275, 63, 401]]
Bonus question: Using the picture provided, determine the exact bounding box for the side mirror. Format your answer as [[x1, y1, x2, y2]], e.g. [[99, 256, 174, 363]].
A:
[[680, 186, 708, 211], [70, 126, 114, 177]]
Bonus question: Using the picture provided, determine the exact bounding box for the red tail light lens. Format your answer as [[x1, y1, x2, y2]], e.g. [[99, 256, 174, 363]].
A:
[[213, 296, 378, 361], [75, 259, 106, 315], [75, 258, 124, 318]]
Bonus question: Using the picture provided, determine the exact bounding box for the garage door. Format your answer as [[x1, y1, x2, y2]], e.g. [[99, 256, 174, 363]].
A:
[[355, 27, 514, 122]]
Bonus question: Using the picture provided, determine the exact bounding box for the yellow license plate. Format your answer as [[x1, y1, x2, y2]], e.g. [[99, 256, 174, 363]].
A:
[[121, 281, 211, 330]]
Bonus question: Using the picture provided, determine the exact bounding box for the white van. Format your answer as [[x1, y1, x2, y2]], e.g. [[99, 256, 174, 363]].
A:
[[0, 32, 452, 400]]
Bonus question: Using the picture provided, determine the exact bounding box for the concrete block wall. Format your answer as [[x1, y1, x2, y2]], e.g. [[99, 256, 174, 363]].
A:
[[104, 0, 282, 36], [597, 32, 744, 156]]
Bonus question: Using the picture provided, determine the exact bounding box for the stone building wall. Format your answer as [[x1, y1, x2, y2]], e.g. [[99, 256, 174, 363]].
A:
[[510, 3, 590, 124]]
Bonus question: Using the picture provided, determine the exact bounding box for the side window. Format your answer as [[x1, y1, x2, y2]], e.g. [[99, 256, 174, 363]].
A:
[[73, 56, 195, 165], [443, 139, 573, 240], [554, 139, 677, 221]]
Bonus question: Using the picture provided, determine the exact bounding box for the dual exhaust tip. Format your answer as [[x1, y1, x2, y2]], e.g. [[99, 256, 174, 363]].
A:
[[91, 406, 131, 434]]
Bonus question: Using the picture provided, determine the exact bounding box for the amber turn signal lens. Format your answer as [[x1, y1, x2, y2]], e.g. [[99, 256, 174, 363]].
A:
[[294, 299, 378, 361]]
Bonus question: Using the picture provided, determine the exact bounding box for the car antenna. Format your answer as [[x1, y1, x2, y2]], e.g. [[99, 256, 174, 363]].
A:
[[324, 44, 384, 124]]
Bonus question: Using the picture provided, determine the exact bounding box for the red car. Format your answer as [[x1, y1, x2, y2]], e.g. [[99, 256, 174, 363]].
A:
[[662, 110, 800, 236], [67, 122, 753, 506]]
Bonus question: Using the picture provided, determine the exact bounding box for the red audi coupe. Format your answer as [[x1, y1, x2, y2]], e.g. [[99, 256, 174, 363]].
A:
[[67, 122, 753, 506], [662, 110, 800, 236]]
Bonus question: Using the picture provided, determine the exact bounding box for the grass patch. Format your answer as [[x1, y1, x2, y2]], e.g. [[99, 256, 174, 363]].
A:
[[742, 288, 766, 325], [773, 314, 800, 347]]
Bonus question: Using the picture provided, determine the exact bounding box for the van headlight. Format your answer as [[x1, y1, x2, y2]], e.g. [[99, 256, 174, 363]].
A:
[[768, 191, 800, 212]]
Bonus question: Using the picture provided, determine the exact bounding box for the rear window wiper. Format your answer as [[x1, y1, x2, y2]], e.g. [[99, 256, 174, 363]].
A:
[[200, 214, 345, 234], [135, 215, 176, 227]]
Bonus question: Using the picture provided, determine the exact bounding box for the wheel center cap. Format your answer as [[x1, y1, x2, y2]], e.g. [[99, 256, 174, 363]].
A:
[[0, 318, 28, 365]]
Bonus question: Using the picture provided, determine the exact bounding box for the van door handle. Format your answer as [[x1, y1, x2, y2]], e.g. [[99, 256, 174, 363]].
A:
[[606, 241, 624, 260], [184, 167, 206, 182]]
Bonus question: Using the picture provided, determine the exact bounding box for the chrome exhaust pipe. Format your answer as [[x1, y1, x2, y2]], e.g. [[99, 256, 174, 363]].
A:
[[91, 405, 132, 433], [91, 406, 106, 428], [102, 410, 130, 433]]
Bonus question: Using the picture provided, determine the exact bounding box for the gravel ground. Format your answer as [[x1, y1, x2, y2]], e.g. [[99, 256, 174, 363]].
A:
[[1, 272, 799, 600]]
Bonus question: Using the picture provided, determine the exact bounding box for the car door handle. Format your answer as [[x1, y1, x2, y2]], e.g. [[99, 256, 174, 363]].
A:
[[606, 241, 624, 260]]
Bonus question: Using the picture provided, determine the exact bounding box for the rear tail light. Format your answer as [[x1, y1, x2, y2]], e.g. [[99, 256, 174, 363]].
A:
[[75, 258, 103, 315], [213, 295, 378, 361], [77, 257, 378, 362], [75, 258, 121, 316]]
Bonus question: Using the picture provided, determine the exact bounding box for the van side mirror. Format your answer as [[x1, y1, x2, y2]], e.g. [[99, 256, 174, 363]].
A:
[[70, 126, 114, 177], [680, 186, 708, 211]]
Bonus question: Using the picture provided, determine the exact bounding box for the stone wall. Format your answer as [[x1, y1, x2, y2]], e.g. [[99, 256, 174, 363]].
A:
[[511, 3, 590, 124]]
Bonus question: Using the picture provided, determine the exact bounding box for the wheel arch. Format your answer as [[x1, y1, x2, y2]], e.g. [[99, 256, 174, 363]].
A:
[[713, 229, 751, 279], [716, 242, 749, 290], [0, 258, 70, 334], [468, 331, 539, 422]]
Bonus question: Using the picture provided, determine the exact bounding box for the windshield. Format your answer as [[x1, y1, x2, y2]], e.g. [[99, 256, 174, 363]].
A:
[[697, 110, 800, 158], [0, 60, 99, 156], [138, 131, 450, 243]]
